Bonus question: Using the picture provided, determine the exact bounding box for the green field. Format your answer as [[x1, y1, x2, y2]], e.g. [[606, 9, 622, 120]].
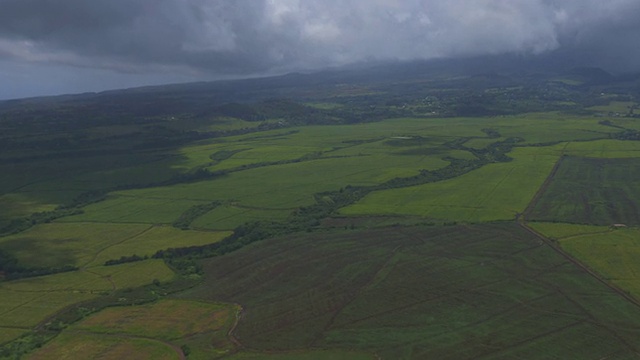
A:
[[0, 260, 174, 331], [341, 147, 558, 222], [27, 332, 179, 360], [530, 222, 640, 299], [181, 223, 640, 359], [530, 156, 640, 225], [29, 299, 239, 360], [0, 223, 229, 269], [191, 205, 292, 231]]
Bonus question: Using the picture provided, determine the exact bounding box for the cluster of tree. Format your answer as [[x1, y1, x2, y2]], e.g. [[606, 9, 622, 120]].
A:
[[172, 201, 221, 230], [612, 129, 640, 141], [0, 249, 77, 280], [104, 254, 148, 266]]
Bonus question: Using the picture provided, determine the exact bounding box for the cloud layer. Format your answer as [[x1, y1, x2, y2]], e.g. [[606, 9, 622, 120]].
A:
[[0, 0, 639, 79]]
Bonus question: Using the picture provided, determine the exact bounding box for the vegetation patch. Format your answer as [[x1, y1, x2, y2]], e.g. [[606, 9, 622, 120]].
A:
[[26, 332, 179, 360], [531, 222, 640, 299], [342, 147, 557, 222], [183, 223, 640, 359], [529, 156, 640, 225]]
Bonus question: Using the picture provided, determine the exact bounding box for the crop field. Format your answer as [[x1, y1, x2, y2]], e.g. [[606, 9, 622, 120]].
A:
[[26, 332, 179, 360], [0, 260, 174, 330], [530, 222, 640, 299], [0, 223, 228, 269], [341, 147, 558, 222], [0, 222, 150, 268], [182, 223, 640, 359], [226, 350, 375, 360], [191, 205, 292, 231], [77, 152, 448, 225], [529, 156, 640, 225], [86, 226, 231, 266], [60, 197, 208, 224], [480, 112, 617, 144], [76, 299, 237, 341], [30, 300, 239, 360]]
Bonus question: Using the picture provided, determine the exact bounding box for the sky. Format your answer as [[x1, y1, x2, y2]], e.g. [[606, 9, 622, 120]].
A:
[[1, 0, 639, 100]]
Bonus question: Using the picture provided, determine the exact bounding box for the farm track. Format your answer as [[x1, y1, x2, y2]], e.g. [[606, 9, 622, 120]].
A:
[[228, 304, 244, 349]]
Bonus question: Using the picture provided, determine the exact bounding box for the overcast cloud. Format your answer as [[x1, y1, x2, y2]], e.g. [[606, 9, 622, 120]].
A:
[[1, 0, 639, 99]]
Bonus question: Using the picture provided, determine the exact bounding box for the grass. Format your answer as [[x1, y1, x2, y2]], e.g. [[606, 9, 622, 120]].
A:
[[181, 223, 640, 359], [341, 147, 558, 222], [529, 156, 640, 225]]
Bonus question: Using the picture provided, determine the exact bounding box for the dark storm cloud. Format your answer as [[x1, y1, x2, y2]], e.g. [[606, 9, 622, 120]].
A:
[[0, 0, 639, 76]]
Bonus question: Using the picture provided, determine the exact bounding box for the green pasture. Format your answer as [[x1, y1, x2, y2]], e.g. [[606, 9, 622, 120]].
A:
[[342, 147, 558, 222], [183, 223, 640, 359], [26, 332, 179, 360], [529, 156, 640, 225]]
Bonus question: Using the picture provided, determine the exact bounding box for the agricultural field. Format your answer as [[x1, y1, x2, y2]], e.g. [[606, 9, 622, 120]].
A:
[[341, 146, 558, 222], [529, 156, 640, 226], [0, 223, 229, 269], [30, 300, 239, 360], [530, 222, 640, 299], [0, 260, 174, 335], [182, 223, 640, 359], [27, 333, 179, 360]]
